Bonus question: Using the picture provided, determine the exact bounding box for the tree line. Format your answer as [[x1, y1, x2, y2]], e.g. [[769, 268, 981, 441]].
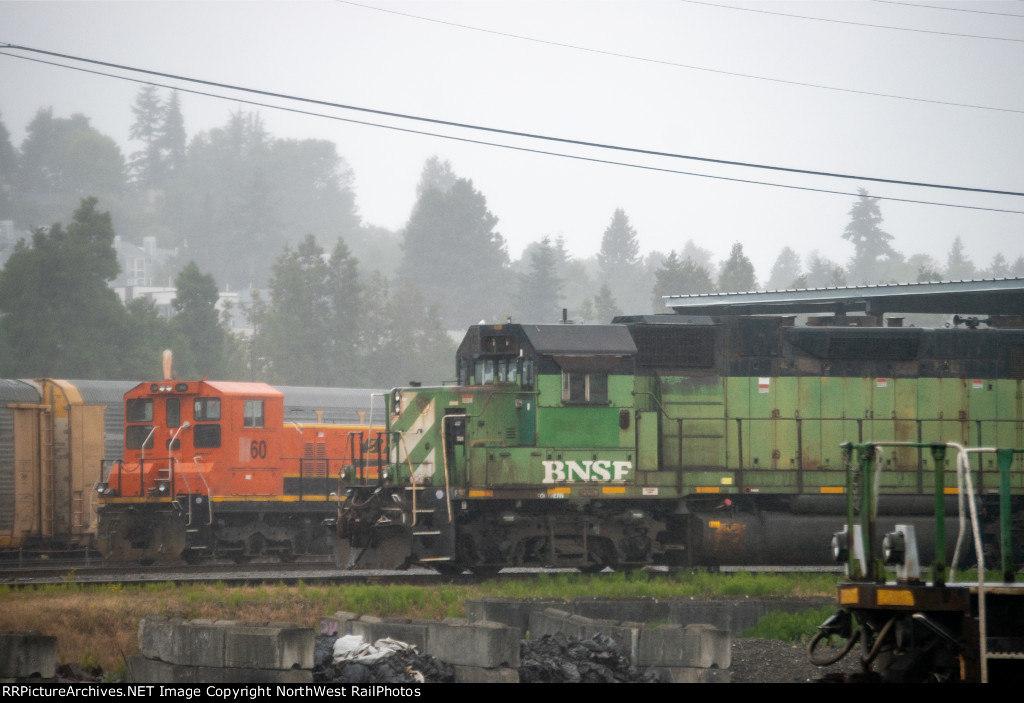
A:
[[1, 87, 1022, 384]]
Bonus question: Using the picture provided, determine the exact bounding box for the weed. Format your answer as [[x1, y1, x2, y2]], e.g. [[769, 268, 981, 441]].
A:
[[742, 605, 837, 642]]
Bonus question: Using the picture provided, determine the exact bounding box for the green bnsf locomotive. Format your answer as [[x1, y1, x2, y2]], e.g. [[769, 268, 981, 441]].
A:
[[332, 283, 1024, 573]]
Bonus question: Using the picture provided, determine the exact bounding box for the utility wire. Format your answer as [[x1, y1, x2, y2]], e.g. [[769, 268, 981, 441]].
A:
[[6, 48, 1021, 217], [680, 0, 1024, 43], [3, 42, 1022, 201], [870, 0, 1024, 19], [336, 0, 1024, 116]]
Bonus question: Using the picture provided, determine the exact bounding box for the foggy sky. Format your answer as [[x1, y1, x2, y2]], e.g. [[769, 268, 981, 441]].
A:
[[2, 0, 1022, 283]]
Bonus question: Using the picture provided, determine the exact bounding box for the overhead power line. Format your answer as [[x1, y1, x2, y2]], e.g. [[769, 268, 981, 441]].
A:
[[336, 0, 1024, 116], [680, 0, 1024, 43], [3, 42, 1022, 203], [10, 50, 1023, 218], [870, 0, 1024, 19]]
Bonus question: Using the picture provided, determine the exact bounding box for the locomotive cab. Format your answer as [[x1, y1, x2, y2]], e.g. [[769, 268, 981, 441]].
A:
[[98, 380, 383, 563]]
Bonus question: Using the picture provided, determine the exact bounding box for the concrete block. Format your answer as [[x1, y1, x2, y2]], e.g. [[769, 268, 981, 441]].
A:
[[0, 631, 56, 679], [427, 620, 520, 668], [454, 665, 520, 683], [138, 615, 178, 663], [572, 597, 669, 624], [683, 624, 731, 669], [223, 622, 314, 670], [319, 612, 358, 637], [637, 623, 730, 669], [465, 597, 563, 633], [126, 656, 312, 684], [350, 617, 430, 652], [173, 619, 227, 667], [526, 608, 573, 639]]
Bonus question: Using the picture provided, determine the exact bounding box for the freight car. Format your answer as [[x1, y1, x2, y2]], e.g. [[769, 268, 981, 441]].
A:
[[330, 279, 1024, 573], [810, 441, 1024, 682], [96, 377, 384, 563], [0, 379, 134, 556]]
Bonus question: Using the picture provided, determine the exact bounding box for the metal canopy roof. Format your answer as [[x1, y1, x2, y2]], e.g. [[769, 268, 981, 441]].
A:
[[663, 278, 1024, 317]]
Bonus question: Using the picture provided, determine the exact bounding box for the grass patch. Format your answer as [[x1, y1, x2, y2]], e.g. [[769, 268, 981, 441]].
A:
[[742, 605, 837, 642]]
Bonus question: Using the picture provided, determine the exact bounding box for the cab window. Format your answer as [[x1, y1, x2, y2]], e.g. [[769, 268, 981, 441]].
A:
[[126, 398, 153, 423], [126, 425, 155, 449], [243, 400, 264, 428], [194, 398, 221, 421], [166, 398, 180, 428], [194, 424, 221, 448], [562, 372, 609, 404]]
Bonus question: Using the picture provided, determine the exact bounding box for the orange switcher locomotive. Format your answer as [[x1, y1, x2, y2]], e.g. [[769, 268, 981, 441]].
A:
[[97, 376, 384, 563]]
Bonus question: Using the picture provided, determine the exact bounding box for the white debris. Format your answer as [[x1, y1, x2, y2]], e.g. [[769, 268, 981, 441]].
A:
[[332, 635, 418, 664]]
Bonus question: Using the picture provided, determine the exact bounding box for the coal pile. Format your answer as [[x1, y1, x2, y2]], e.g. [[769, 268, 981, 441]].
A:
[[519, 632, 661, 683], [314, 635, 455, 684]]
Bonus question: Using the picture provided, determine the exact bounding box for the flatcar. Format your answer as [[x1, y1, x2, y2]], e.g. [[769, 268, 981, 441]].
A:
[[810, 441, 1024, 682], [97, 376, 384, 563], [330, 279, 1024, 573]]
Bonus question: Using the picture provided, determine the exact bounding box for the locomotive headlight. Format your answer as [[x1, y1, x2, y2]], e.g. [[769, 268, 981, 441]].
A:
[[96, 483, 106, 494], [380, 467, 390, 481], [339, 467, 348, 481], [156, 481, 168, 494]]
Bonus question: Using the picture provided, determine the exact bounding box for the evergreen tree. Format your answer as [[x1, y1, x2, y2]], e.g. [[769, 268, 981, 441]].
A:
[[517, 236, 562, 322], [985, 252, 1009, 279], [0, 113, 16, 218], [681, 239, 714, 270], [766, 247, 803, 290], [120, 297, 177, 379], [650, 252, 717, 310], [158, 90, 187, 176], [717, 242, 757, 292], [17, 109, 126, 226], [129, 85, 165, 187], [257, 235, 334, 385], [945, 236, 975, 280], [1011, 255, 1024, 277], [399, 174, 509, 327], [806, 252, 847, 288], [360, 274, 455, 387], [328, 237, 365, 386], [596, 208, 640, 272], [416, 156, 457, 196], [842, 189, 896, 284], [170, 261, 228, 378], [591, 283, 622, 323], [0, 198, 125, 377]]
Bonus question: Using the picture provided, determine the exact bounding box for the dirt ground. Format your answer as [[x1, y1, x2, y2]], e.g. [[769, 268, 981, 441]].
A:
[[730, 637, 872, 683]]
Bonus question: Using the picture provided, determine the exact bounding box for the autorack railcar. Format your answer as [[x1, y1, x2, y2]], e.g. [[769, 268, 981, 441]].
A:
[[0, 378, 134, 555]]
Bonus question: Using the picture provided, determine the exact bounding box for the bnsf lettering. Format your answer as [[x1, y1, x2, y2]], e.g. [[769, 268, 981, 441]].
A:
[[362, 437, 382, 453], [542, 460, 631, 484]]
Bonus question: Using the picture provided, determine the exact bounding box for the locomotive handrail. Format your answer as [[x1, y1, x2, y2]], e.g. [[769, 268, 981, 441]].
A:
[[439, 414, 460, 525], [394, 431, 420, 527]]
